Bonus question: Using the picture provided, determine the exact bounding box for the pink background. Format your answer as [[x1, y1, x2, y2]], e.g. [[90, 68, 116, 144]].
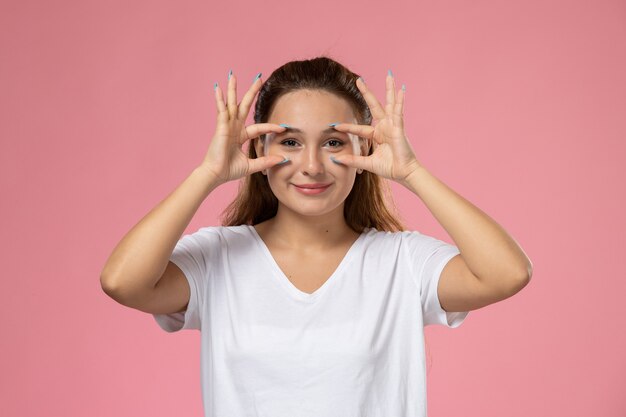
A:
[[2, 0, 625, 416]]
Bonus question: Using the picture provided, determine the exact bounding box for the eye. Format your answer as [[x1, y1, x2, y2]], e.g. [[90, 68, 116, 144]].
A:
[[326, 139, 345, 148], [280, 139, 300, 147]]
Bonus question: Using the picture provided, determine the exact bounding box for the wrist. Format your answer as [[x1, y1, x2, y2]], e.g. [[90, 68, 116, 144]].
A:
[[191, 165, 223, 193], [400, 162, 427, 188]]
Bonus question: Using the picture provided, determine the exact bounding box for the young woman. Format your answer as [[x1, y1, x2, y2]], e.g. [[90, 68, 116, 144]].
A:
[[101, 56, 533, 417]]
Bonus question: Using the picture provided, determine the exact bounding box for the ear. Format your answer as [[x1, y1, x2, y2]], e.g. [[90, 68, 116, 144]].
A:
[[355, 137, 368, 175], [253, 136, 268, 176], [359, 136, 371, 156], [252, 136, 263, 156]]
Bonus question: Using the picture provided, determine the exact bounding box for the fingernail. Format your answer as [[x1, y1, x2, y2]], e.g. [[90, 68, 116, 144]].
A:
[[279, 123, 291, 128], [388, 69, 393, 77], [328, 122, 340, 127], [228, 69, 232, 80], [402, 84, 406, 91], [253, 72, 262, 82], [358, 77, 366, 84], [214, 82, 218, 91], [330, 156, 343, 165], [276, 158, 290, 165]]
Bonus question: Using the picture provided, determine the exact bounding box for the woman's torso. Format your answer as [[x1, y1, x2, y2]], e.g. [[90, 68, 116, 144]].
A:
[[253, 220, 361, 294]]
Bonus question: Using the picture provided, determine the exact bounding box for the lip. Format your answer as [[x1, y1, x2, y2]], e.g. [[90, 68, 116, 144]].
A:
[[293, 183, 332, 195], [293, 183, 332, 189]]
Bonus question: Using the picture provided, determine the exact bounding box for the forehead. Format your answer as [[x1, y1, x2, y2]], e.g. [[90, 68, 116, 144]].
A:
[[268, 89, 357, 123]]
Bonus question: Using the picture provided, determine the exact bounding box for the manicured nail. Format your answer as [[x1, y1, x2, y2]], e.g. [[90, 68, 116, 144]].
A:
[[388, 69, 393, 77], [330, 156, 343, 165], [253, 72, 262, 82], [402, 84, 406, 91], [279, 123, 291, 128], [276, 158, 290, 165], [328, 122, 340, 127], [228, 69, 232, 80], [214, 82, 218, 91], [358, 77, 365, 84]]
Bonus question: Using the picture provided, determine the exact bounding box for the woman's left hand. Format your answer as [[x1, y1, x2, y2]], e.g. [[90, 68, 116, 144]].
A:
[[330, 73, 422, 185]]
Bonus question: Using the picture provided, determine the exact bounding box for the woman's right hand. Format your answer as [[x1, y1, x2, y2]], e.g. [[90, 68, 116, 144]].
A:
[[198, 70, 288, 186]]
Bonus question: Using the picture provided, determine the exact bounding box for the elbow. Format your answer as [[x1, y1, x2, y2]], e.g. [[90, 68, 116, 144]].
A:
[[514, 256, 533, 283], [503, 259, 533, 296], [100, 262, 120, 294], [100, 272, 128, 299], [523, 259, 534, 282], [99, 275, 133, 307], [511, 262, 533, 293], [100, 274, 119, 298]]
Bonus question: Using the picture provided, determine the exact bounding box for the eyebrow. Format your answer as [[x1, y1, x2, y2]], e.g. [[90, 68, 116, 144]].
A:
[[279, 126, 339, 135]]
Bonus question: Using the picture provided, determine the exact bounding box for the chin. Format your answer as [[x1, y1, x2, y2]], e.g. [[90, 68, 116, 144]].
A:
[[285, 203, 337, 217], [275, 196, 342, 217]]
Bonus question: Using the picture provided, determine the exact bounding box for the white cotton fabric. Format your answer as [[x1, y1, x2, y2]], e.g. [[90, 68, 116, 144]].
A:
[[153, 225, 469, 417]]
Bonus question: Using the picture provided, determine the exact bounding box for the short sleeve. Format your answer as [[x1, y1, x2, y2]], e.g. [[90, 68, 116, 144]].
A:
[[404, 231, 469, 328], [152, 228, 219, 332]]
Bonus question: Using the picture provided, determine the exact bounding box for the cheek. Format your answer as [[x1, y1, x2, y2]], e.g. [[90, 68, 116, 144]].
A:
[[267, 164, 295, 180], [266, 169, 294, 193]]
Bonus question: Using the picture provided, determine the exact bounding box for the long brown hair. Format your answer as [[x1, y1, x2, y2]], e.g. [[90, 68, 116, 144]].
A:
[[220, 56, 406, 233]]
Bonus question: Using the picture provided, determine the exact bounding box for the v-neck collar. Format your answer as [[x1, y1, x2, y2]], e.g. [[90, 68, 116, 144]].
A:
[[247, 225, 369, 303]]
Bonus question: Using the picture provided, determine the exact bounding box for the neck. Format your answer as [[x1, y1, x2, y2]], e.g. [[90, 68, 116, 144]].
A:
[[263, 204, 357, 251]]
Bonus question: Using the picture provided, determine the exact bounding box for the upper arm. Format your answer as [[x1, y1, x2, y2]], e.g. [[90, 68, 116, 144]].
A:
[[148, 261, 191, 314], [106, 261, 191, 315], [437, 254, 523, 312]]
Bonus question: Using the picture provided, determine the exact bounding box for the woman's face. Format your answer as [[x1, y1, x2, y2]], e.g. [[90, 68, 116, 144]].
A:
[[255, 89, 366, 218]]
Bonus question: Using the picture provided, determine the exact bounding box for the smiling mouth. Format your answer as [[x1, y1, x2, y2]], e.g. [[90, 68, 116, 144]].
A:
[[293, 183, 332, 194], [293, 183, 332, 189]]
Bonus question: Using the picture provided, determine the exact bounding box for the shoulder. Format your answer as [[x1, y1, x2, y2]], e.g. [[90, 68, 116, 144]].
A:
[[361, 227, 422, 245], [180, 224, 254, 246], [362, 227, 455, 256], [175, 225, 257, 258], [186, 224, 249, 237], [359, 227, 417, 254]]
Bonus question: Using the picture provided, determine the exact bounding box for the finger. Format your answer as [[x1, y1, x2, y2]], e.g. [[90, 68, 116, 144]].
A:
[[214, 82, 228, 122], [331, 154, 372, 173], [227, 71, 237, 119], [237, 73, 263, 120], [355, 77, 386, 121], [240, 123, 288, 145], [331, 122, 383, 144], [393, 85, 405, 129], [385, 71, 396, 117], [248, 154, 289, 175]]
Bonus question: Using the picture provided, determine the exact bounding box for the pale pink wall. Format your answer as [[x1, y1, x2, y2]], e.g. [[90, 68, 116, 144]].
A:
[[1, 0, 625, 416]]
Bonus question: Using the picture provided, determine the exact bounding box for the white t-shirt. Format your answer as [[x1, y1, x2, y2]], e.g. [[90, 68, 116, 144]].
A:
[[153, 225, 469, 417]]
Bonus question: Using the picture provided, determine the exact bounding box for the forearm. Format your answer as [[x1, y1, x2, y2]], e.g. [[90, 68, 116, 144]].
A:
[[100, 166, 221, 293], [402, 165, 533, 287]]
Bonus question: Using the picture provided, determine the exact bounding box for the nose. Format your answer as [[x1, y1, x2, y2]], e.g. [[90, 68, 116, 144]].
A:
[[301, 147, 325, 176]]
